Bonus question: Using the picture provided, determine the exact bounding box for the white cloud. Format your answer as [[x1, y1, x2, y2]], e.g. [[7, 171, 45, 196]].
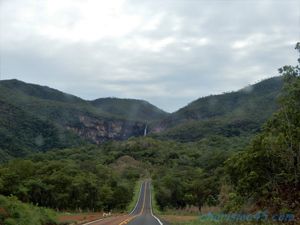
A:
[[232, 33, 267, 50], [141, 13, 165, 31], [121, 37, 176, 52]]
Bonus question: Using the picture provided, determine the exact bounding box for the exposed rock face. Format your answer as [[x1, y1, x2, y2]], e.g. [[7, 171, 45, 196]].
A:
[[66, 115, 146, 144]]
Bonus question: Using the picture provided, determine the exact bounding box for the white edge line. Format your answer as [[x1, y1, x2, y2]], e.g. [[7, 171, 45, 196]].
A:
[[149, 181, 163, 225], [82, 218, 103, 225], [129, 181, 143, 215]]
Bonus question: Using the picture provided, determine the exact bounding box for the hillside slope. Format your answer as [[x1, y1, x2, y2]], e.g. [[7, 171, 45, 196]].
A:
[[0, 100, 82, 162], [0, 77, 283, 158], [91, 98, 168, 122], [0, 79, 167, 159], [152, 76, 283, 142]]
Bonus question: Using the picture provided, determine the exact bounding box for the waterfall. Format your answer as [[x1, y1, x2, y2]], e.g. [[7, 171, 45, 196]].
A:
[[144, 124, 148, 136]]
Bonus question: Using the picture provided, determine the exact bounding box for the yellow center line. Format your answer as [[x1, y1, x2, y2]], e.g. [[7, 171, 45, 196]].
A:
[[118, 181, 147, 225], [139, 181, 147, 216], [118, 217, 136, 225]]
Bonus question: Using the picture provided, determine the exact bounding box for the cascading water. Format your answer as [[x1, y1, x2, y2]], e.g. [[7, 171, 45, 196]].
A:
[[144, 124, 148, 136]]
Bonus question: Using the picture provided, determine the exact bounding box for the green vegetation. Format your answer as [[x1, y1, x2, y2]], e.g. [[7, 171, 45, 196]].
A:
[[151, 43, 300, 221], [151, 179, 161, 215], [172, 221, 284, 225], [0, 54, 285, 163], [0, 151, 140, 211], [0, 99, 83, 162], [0, 195, 58, 225], [0, 79, 167, 124], [91, 97, 168, 122], [224, 44, 300, 213], [0, 79, 168, 160], [172, 76, 282, 123], [127, 180, 143, 212], [152, 76, 283, 143]]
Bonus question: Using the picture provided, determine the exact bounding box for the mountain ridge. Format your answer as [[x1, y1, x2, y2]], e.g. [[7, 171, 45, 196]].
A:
[[150, 76, 283, 142], [0, 79, 167, 160], [0, 76, 283, 159], [91, 97, 168, 122]]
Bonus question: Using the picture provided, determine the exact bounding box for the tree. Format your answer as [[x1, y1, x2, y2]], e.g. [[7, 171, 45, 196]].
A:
[[225, 42, 300, 211]]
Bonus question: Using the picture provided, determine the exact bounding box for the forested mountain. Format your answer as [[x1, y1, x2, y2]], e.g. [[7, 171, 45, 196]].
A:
[[152, 76, 283, 142], [0, 100, 83, 162], [91, 98, 168, 122], [0, 76, 284, 162], [0, 79, 84, 104], [0, 77, 284, 160], [0, 79, 167, 160]]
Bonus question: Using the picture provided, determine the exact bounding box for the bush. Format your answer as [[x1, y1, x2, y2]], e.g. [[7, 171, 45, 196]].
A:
[[0, 195, 58, 225]]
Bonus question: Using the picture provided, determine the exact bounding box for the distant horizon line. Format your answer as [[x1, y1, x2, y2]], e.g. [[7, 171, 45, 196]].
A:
[[0, 75, 281, 113]]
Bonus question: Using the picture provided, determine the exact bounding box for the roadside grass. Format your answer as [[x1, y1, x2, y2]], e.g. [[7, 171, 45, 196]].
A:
[[162, 212, 298, 225], [150, 180, 161, 215], [160, 206, 220, 216], [0, 195, 58, 225], [58, 179, 144, 224], [166, 211, 297, 225], [144, 183, 298, 225], [127, 180, 143, 213], [150, 183, 197, 223]]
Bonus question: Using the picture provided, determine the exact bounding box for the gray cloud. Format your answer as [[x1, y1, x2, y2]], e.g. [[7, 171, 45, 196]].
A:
[[0, 0, 299, 112]]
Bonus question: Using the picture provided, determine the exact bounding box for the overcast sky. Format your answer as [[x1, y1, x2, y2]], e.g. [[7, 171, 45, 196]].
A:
[[0, 0, 299, 112]]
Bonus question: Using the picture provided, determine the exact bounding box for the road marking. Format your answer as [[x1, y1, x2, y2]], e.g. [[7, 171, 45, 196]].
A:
[[82, 218, 103, 225], [129, 181, 143, 215], [118, 216, 137, 225], [83, 181, 163, 225], [149, 182, 164, 225], [118, 181, 147, 225], [139, 181, 147, 215]]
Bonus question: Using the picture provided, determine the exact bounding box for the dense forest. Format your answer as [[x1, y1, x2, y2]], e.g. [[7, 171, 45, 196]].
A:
[[0, 43, 299, 225]]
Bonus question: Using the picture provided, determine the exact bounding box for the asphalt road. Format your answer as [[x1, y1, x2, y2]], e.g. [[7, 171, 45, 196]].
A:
[[82, 180, 165, 225], [128, 180, 163, 225]]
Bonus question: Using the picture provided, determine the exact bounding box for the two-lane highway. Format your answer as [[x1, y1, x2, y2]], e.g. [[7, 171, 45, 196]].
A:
[[83, 180, 164, 225], [127, 180, 163, 225]]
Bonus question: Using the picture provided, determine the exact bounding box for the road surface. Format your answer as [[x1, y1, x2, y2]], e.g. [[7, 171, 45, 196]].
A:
[[127, 180, 163, 225], [83, 180, 164, 225]]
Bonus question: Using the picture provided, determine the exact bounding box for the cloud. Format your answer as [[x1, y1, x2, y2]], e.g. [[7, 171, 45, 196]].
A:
[[0, 0, 299, 112]]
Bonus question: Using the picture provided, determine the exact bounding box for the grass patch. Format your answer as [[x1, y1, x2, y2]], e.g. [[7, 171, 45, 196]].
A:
[[127, 180, 143, 213], [0, 195, 58, 225], [150, 180, 161, 215]]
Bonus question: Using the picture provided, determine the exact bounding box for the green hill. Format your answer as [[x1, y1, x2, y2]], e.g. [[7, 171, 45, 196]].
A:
[[152, 76, 283, 142], [0, 99, 83, 162], [0, 77, 283, 159], [0, 79, 167, 160], [91, 97, 168, 122], [0, 79, 84, 104]]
